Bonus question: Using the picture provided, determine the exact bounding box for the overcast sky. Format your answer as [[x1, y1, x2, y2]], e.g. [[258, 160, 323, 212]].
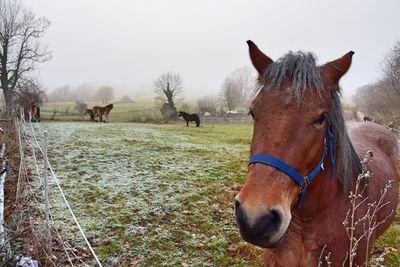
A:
[[26, 0, 400, 101]]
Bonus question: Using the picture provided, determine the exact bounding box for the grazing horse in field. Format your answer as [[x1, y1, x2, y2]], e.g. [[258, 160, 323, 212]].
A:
[[92, 104, 113, 122], [26, 101, 41, 122], [85, 109, 95, 122], [178, 111, 200, 127], [234, 41, 399, 266]]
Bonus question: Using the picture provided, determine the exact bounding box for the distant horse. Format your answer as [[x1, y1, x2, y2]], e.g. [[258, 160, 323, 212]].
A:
[[26, 101, 40, 122], [235, 41, 399, 266], [178, 111, 200, 127], [92, 104, 113, 122], [363, 115, 372, 122], [85, 109, 95, 122]]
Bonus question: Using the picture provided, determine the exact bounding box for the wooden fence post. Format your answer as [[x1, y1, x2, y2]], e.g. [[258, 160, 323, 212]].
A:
[[20, 107, 24, 122], [43, 131, 50, 225], [43, 131, 52, 255]]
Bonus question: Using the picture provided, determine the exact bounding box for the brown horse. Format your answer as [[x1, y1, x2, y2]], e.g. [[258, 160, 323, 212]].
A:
[[92, 104, 113, 122], [26, 101, 40, 122], [235, 41, 399, 266]]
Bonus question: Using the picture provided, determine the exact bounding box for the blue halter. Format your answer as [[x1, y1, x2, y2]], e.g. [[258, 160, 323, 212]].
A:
[[249, 125, 335, 206]]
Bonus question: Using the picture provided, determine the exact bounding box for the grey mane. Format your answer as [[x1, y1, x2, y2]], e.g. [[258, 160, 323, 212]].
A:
[[258, 51, 323, 101], [257, 51, 361, 192]]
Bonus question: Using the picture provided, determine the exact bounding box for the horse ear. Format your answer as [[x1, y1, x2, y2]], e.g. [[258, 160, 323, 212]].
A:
[[247, 40, 273, 75], [320, 51, 354, 87]]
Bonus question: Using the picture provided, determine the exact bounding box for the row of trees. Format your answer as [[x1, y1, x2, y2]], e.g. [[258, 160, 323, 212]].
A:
[[47, 84, 115, 103], [1, 0, 255, 119], [353, 40, 400, 119], [153, 67, 256, 119]]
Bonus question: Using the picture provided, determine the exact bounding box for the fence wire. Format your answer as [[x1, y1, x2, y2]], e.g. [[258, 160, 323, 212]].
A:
[[19, 114, 102, 267]]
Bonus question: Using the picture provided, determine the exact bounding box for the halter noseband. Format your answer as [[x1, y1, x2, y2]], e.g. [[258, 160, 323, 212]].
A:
[[249, 125, 335, 206]]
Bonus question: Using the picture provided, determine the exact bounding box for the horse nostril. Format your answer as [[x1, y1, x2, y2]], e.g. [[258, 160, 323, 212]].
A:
[[235, 206, 283, 245], [257, 209, 282, 236], [259, 209, 282, 230]]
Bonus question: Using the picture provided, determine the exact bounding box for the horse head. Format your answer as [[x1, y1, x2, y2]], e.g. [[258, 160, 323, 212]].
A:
[[235, 41, 354, 248]]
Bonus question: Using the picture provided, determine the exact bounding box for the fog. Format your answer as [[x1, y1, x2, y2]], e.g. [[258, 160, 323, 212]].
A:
[[27, 0, 400, 102]]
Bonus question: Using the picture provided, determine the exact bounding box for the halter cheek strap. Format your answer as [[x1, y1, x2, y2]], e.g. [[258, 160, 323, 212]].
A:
[[248, 125, 335, 206]]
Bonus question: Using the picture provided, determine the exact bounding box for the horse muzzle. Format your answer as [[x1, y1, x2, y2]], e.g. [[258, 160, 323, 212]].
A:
[[234, 199, 286, 248]]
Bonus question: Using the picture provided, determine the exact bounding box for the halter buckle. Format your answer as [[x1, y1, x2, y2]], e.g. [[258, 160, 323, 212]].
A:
[[300, 176, 309, 192]]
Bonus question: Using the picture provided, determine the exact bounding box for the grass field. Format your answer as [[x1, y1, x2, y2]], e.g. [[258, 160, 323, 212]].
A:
[[24, 121, 399, 266], [26, 122, 263, 266]]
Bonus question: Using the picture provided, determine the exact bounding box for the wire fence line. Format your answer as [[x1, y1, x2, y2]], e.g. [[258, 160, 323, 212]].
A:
[[19, 128, 84, 266], [19, 110, 88, 266], [19, 117, 94, 266], [18, 111, 102, 267]]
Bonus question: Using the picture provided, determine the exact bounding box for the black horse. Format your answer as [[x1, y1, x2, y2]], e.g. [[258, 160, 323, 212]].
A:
[[363, 116, 372, 122], [178, 111, 200, 127]]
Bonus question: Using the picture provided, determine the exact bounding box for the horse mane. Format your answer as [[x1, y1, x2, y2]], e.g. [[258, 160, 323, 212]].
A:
[[256, 51, 361, 192]]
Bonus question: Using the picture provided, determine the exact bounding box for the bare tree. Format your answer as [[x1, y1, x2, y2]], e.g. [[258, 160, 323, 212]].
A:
[[75, 83, 94, 102], [0, 0, 51, 117], [95, 86, 114, 104], [47, 84, 94, 102], [353, 40, 400, 119], [47, 85, 71, 102], [13, 79, 46, 109], [153, 72, 183, 119], [197, 95, 218, 114], [219, 67, 256, 111], [220, 77, 240, 112], [120, 94, 133, 103], [230, 66, 256, 106], [74, 100, 87, 116], [381, 40, 400, 100]]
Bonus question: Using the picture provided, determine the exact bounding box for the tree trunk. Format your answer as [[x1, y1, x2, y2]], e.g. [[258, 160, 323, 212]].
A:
[[3, 89, 13, 118]]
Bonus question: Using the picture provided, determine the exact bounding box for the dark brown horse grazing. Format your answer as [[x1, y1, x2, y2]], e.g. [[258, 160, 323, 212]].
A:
[[92, 104, 113, 122], [235, 41, 399, 266], [178, 111, 200, 127], [26, 101, 41, 122], [85, 109, 95, 122]]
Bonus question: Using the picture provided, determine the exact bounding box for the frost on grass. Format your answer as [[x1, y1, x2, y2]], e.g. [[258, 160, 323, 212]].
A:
[[24, 122, 260, 266]]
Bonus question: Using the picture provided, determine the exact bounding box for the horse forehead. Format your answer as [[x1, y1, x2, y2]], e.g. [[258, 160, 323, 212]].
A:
[[253, 89, 320, 113]]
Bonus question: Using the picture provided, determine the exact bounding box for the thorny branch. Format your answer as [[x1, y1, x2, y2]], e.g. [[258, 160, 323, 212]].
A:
[[341, 150, 394, 267]]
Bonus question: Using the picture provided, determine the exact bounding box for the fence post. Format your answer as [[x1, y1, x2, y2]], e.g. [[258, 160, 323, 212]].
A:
[[43, 131, 52, 255], [16, 117, 23, 201], [20, 107, 24, 122], [43, 131, 50, 225]]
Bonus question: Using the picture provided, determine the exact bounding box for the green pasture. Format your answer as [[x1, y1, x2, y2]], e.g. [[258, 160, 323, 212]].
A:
[[24, 122, 399, 266]]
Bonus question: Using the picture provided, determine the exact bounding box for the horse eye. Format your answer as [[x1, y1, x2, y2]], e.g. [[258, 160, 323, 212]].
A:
[[314, 113, 327, 125], [248, 110, 255, 119]]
